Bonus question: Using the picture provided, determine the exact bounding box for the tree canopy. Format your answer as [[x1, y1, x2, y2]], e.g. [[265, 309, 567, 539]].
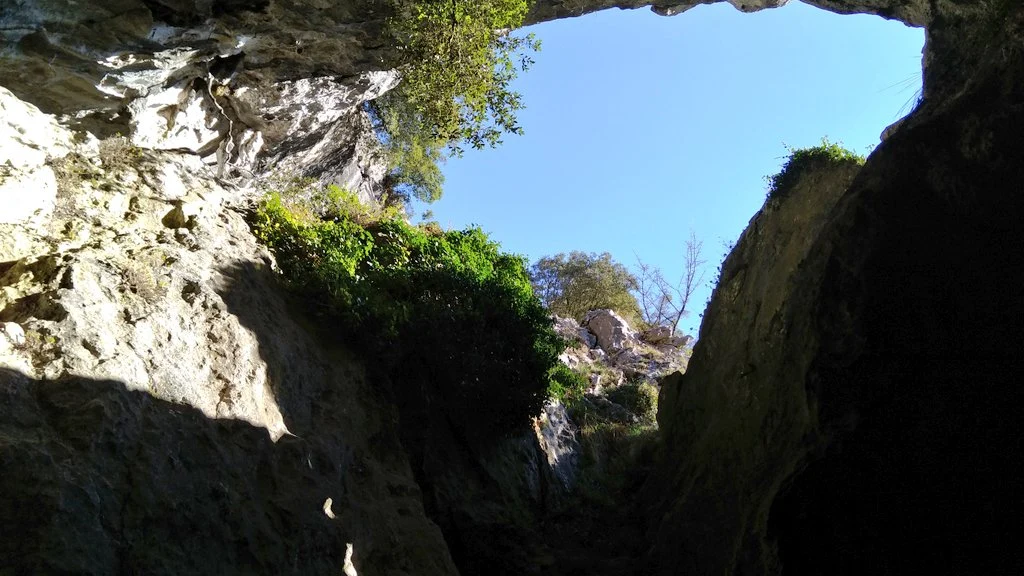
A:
[[370, 0, 541, 205], [530, 251, 642, 325]]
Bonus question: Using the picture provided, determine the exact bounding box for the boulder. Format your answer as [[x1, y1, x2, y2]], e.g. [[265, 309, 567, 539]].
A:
[[641, 325, 672, 344], [582, 309, 638, 354], [553, 315, 598, 348]]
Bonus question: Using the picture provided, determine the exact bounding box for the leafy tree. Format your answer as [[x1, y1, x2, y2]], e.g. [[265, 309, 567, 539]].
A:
[[635, 230, 706, 335], [369, 0, 541, 206], [367, 95, 447, 205], [381, 0, 540, 151], [530, 251, 642, 325]]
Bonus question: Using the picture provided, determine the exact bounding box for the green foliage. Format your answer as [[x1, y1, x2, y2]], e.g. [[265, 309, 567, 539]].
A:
[[530, 251, 642, 325], [381, 0, 539, 152], [253, 185, 564, 439], [368, 96, 447, 205], [605, 382, 659, 425], [367, 0, 542, 206], [766, 137, 866, 204], [547, 363, 589, 402]]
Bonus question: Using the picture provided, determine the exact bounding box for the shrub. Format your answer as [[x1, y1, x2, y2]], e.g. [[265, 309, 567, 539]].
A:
[[530, 251, 643, 325], [98, 136, 143, 172], [253, 185, 564, 439], [766, 138, 865, 204], [605, 382, 659, 424], [547, 363, 589, 402]]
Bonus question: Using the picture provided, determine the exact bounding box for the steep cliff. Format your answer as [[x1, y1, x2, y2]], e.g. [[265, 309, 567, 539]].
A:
[[0, 84, 459, 574], [649, 5, 1024, 575]]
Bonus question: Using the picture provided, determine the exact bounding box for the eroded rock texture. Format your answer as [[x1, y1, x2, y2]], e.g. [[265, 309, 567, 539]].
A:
[[0, 87, 457, 575]]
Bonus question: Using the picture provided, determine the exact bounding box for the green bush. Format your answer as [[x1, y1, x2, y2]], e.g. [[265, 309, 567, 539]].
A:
[[547, 363, 589, 402], [766, 138, 865, 204], [605, 382, 659, 424], [253, 186, 564, 439]]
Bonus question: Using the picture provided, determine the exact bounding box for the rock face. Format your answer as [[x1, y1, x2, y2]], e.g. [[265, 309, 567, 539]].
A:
[[0, 88, 457, 575], [647, 7, 1024, 574], [556, 312, 691, 392], [1, 0, 396, 197], [527, 0, 931, 27], [2, 0, 1024, 574]]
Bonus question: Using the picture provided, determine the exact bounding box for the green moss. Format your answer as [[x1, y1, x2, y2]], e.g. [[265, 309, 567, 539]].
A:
[[766, 138, 865, 205], [606, 382, 659, 425]]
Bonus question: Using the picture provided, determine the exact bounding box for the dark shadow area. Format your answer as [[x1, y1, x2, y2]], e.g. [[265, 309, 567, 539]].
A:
[[214, 259, 559, 576], [0, 258, 455, 576], [768, 58, 1024, 575], [216, 258, 468, 575], [0, 366, 350, 575]]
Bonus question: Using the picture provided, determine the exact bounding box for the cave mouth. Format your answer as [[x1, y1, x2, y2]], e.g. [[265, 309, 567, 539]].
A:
[[421, 1, 925, 336], [405, 3, 931, 575]]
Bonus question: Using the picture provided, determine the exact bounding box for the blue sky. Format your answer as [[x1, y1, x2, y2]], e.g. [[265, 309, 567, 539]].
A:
[[416, 1, 924, 335]]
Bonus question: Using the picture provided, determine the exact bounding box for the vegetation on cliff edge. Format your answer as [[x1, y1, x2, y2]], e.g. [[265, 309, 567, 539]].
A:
[[253, 183, 564, 439], [371, 0, 541, 204], [766, 138, 865, 205]]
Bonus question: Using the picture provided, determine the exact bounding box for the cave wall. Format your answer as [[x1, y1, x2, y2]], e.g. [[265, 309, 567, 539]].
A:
[[3, 0, 1023, 574], [0, 79, 457, 576], [648, 7, 1024, 574]]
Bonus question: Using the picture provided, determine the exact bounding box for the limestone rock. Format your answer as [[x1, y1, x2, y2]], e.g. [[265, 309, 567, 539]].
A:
[[527, 0, 931, 28], [0, 87, 75, 226], [640, 325, 672, 344], [668, 334, 693, 348], [537, 401, 581, 491], [583, 309, 639, 354], [0, 89, 457, 575], [553, 314, 598, 348], [0, 322, 24, 346]]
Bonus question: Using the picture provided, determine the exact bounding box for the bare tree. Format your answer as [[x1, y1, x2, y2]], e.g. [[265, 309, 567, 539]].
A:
[[635, 231, 707, 335]]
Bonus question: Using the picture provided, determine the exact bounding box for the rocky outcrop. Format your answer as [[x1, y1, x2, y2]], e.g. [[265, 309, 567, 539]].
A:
[[582, 309, 638, 354], [557, 313, 691, 393], [527, 0, 932, 27], [0, 87, 457, 575], [646, 7, 1024, 574], [1, 0, 395, 198]]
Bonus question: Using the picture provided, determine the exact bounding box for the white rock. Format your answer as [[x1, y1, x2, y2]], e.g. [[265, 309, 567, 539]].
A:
[[0, 165, 58, 224], [129, 82, 223, 155], [0, 322, 26, 346], [582, 309, 639, 354], [0, 88, 73, 224]]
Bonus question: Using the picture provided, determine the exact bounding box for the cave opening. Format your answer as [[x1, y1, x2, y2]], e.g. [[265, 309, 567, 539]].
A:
[[420, 1, 925, 335]]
